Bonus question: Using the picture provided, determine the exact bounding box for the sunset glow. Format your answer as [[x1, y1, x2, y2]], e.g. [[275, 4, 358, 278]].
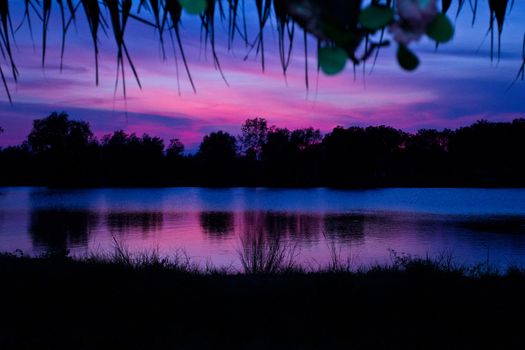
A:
[[0, 2, 523, 151]]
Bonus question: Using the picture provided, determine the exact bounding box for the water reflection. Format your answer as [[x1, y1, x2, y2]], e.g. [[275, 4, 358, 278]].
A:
[[1, 187, 525, 268], [323, 214, 365, 241], [458, 217, 525, 234], [241, 211, 323, 240], [294, 214, 323, 238], [29, 210, 98, 253], [199, 212, 234, 239], [262, 212, 299, 239], [106, 212, 164, 235]]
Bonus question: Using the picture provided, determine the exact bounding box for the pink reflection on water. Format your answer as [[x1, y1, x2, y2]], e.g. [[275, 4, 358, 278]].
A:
[[76, 210, 525, 270], [2, 188, 525, 270]]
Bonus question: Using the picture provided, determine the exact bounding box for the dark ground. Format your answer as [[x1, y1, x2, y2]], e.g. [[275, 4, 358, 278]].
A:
[[1, 254, 524, 349]]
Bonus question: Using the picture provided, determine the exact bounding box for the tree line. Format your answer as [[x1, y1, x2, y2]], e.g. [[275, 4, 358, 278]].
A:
[[1, 112, 525, 187]]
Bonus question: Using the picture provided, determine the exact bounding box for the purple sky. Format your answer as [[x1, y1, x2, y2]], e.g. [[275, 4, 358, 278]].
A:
[[0, 1, 524, 151]]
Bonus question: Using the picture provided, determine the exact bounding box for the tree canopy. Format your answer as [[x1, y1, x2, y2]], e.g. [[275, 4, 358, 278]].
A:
[[2, 113, 525, 187]]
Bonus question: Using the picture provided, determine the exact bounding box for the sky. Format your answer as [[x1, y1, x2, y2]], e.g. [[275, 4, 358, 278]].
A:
[[0, 1, 524, 152]]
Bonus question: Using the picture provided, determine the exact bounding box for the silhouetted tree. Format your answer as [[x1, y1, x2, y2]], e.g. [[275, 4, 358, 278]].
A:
[[320, 125, 407, 186], [3, 115, 525, 187], [448, 119, 525, 185], [25, 112, 97, 185], [166, 138, 185, 158], [165, 138, 188, 184], [101, 131, 165, 185], [321, 126, 362, 185], [261, 127, 294, 185], [197, 131, 238, 185], [28, 112, 93, 153], [198, 131, 237, 162], [403, 129, 451, 185], [290, 127, 322, 150], [239, 118, 269, 160], [0, 143, 33, 185], [362, 126, 408, 181], [290, 127, 323, 185]]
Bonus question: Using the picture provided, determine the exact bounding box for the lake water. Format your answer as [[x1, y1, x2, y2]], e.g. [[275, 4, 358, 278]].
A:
[[1, 187, 525, 270]]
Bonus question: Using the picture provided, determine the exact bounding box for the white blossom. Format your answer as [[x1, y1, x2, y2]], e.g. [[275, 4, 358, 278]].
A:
[[389, 0, 438, 45]]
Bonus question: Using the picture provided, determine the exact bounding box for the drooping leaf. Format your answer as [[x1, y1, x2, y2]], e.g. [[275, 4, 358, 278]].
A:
[[253, 0, 272, 72], [442, 0, 452, 13], [201, 0, 229, 86], [274, 0, 294, 76], [359, 5, 394, 31], [66, 0, 76, 19], [488, 0, 509, 62], [80, 0, 101, 85], [426, 13, 454, 43], [178, 0, 207, 15], [397, 45, 419, 71], [304, 30, 309, 90], [318, 46, 347, 75], [42, 0, 52, 67], [226, 0, 240, 49], [489, 0, 509, 34], [0, 0, 18, 81], [165, 0, 197, 92], [104, 0, 141, 97]]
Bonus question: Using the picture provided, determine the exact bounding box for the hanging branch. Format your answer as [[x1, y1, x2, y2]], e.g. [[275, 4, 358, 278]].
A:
[[163, 0, 197, 92], [274, 0, 295, 79], [81, 0, 102, 85], [147, 0, 167, 59], [254, 0, 271, 71], [0, 0, 521, 103], [201, 0, 229, 86], [0, 0, 18, 103], [41, 0, 52, 67], [104, 0, 142, 98], [488, 0, 509, 63], [15, 1, 38, 49], [227, 0, 239, 50], [57, 0, 80, 71]]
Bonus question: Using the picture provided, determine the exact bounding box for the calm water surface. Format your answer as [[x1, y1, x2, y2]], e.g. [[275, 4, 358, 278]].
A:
[[1, 187, 525, 269]]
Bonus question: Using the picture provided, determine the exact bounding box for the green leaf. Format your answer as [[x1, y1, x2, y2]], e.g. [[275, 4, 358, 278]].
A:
[[397, 45, 419, 71], [359, 5, 395, 31], [426, 13, 454, 43], [318, 46, 347, 75], [178, 0, 207, 15], [321, 21, 358, 47]]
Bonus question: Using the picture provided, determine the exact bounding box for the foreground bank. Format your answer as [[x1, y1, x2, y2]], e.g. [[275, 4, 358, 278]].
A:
[[1, 253, 524, 349]]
